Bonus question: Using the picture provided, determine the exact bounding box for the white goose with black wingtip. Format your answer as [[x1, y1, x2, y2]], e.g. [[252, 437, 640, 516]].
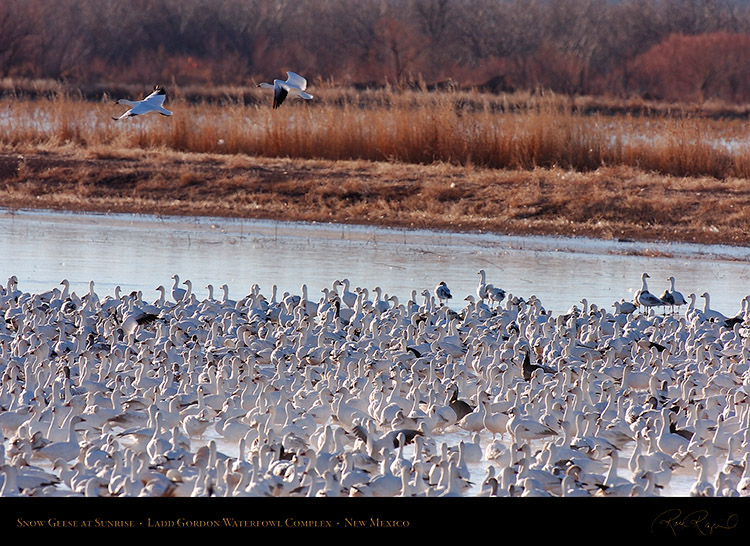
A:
[[113, 85, 172, 120], [257, 71, 313, 109]]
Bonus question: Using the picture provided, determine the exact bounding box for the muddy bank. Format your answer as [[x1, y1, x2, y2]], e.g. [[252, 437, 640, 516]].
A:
[[1, 148, 749, 247]]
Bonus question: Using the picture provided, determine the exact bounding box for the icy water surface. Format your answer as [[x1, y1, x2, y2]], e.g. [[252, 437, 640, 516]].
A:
[[2, 208, 749, 317], [2, 208, 750, 497]]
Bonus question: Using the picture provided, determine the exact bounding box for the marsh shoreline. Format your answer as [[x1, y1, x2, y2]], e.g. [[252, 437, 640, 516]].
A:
[[1, 148, 749, 248]]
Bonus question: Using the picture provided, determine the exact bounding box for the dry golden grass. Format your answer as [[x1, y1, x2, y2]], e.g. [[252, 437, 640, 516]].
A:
[[3, 88, 750, 177], [2, 88, 750, 246], [2, 148, 750, 247]]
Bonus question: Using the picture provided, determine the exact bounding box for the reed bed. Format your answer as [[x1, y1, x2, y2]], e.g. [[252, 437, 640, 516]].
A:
[[2, 88, 750, 179]]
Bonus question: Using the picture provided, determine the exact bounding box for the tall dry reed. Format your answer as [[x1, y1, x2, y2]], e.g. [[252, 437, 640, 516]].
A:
[[2, 88, 750, 179]]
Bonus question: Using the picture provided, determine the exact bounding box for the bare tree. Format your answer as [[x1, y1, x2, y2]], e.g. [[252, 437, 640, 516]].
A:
[[5, 0, 750, 102], [0, 0, 37, 77]]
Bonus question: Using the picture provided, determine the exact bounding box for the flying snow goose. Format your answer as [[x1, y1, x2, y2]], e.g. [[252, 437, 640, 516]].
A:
[[257, 71, 313, 109], [120, 305, 162, 336], [113, 85, 172, 120]]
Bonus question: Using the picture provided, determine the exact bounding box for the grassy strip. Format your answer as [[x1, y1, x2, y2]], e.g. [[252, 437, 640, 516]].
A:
[[2, 89, 750, 179], [1, 148, 749, 247], [2, 88, 749, 247]]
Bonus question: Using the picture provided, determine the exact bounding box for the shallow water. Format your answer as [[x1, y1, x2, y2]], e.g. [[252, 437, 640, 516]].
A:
[[2, 208, 749, 317], [3, 207, 750, 497]]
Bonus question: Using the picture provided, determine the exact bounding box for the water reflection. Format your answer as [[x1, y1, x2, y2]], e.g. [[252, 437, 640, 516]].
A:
[[3, 208, 748, 496], [2, 208, 750, 316]]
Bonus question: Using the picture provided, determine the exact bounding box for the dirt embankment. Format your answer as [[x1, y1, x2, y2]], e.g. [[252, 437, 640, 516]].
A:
[[1, 148, 749, 248]]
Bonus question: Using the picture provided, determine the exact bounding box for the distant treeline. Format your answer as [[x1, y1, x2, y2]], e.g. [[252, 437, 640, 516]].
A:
[[5, 0, 750, 103]]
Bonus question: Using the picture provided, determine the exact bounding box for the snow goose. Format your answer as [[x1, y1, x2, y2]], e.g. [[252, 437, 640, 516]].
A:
[[507, 407, 558, 442], [257, 71, 313, 109], [561, 465, 593, 497], [700, 292, 727, 322], [169, 275, 187, 303], [484, 438, 511, 466], [458, 396, 485, 432], [389, 433, 413, 476], [592, 451, 635, 497], [334, 279, 358, 309], [569, 412, 618, 457], [690, 454, 717, 497], [483, 399, 510, 439], [0, 465, 21, 497], [660, 276, 687, 315], [350, 421, 422, 457], [214, 413, 253, 445], [652, 408, 689, 458], [120, 305, 162, 337], [477, 269, 489, 301], [479, 466, 500, 497], [12, 456, 64, 494], [513, 446, 562, 495], [735, 451, 750, 496], [620, 363, 652, 394], [350, 451, 402, 497], [340, 451, 371, 490], [613, 299, 637, 315], [113, 85, 172, 120], [436, 460, 469, 497], [460, 433, 483, 464], [635, 273, 664, 312], [2, 274, 22, 302], [423, 403, 458, 433], [182, 408, 212, 439], [35, 278, 70, 305], [389, 408, 421, 431], [310, 468, 343, 498], [33, 415, 85, 463], [718, 435, 746, 482]]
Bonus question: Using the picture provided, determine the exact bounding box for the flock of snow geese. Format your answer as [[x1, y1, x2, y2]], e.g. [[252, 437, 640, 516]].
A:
[[0, 72, 750, 497], [1, 267, 749, 498], [12, 67, 746, 499], [112, 71, 313, 120]]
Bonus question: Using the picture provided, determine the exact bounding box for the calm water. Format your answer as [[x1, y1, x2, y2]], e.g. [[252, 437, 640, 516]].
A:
[[3, 208, 750, 496], [2, 208, 749, 316]]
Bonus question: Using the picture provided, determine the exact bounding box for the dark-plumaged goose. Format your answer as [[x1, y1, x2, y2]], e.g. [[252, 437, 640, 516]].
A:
[[660, 276, 687, 315], [447, 384, 474, 421], [670, 420, 694, 441], [521, 350, 555, 381], [434, 281, 453, 306], [120, 307, 162, 336], [350, 424, 422, 452]]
